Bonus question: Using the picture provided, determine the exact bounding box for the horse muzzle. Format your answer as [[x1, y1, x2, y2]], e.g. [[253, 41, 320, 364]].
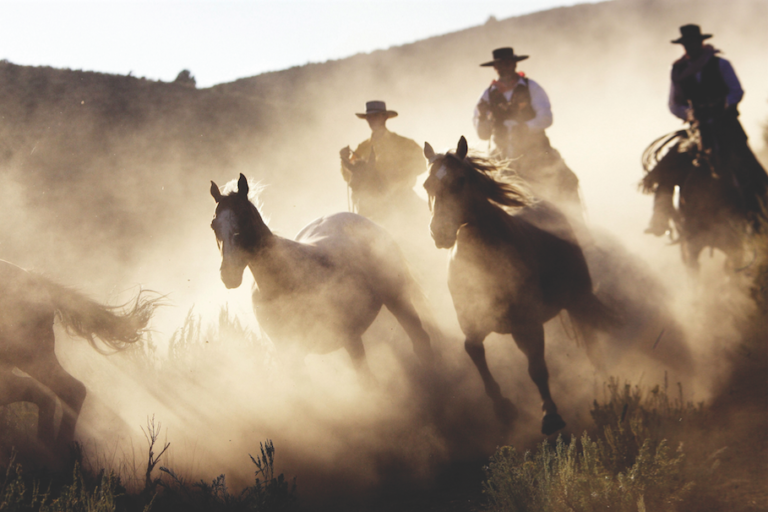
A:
[[430, 227, 457, 249], [220, 264, 245, 289]]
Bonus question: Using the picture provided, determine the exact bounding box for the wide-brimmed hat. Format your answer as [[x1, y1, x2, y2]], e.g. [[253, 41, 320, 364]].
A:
[[671, 24, 712, 44], [355, 100, 398, 119], [480, 47, 529, 67]]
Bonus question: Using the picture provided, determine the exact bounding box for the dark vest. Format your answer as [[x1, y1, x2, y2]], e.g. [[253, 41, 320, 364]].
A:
[[487, 79, 551, 158], [673, 56, 729, 119]]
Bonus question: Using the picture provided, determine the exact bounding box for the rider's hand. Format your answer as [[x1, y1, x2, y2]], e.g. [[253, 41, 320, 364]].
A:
[[339, 146, 352, 163], [477, 101, 492, 119]]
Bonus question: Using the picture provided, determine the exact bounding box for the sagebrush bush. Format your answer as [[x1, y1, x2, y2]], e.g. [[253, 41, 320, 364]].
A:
[[0, 457, 123, 512], [482, 379, 708, 512]]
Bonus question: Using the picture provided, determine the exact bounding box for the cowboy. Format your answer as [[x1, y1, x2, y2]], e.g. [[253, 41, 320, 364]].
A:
[[473, 47, 581, 218], [645, 24, 768, 235], [340, 101, 424, 220]]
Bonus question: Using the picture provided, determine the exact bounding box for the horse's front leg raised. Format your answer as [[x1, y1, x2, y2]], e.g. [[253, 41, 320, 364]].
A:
[[509, 321, 565, 435], [464, 336, 517, 425]]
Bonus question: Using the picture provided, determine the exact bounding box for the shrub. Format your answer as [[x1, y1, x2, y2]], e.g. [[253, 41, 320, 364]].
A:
[[482, 379, 709, 512], [156, 440, 297, 512]]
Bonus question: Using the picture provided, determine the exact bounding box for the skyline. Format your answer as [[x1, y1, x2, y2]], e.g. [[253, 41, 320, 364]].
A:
[[1, 0, 592, 88]]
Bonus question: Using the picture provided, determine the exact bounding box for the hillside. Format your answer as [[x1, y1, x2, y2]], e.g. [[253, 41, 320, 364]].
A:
[[0, 0, 765, 288]]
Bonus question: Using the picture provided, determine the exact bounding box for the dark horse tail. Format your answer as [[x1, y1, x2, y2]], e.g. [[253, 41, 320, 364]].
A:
[[40, 278, 160, 353], [567, 292, 622, 344]]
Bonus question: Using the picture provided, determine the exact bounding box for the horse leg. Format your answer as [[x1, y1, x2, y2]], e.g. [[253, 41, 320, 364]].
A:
[[384, 297, 432, 365], [0, 365, 57, 447], [509, 321, 565, 435], [681, 238, 702, 273], [464, 336, 517, 425], [21, 351, 86, 449], [344, 336, 376, 387]]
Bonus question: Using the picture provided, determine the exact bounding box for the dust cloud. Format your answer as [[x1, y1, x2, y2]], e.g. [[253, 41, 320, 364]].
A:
[[0, 0, 766, 508]]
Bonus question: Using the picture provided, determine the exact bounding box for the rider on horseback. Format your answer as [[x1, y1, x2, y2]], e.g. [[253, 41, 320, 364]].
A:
[[473, 47, 582, 219], [340, 101, 424, 221], [644, 24, 768, 236]]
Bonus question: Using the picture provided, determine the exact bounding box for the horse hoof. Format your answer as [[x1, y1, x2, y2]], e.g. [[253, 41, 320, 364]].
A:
[[494, 398, 518, 426], [542, 413, 566, 436]]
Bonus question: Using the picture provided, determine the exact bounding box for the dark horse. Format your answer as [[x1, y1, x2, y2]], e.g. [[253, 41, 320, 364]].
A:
[[210, 174, 432, 381], [0, 260, 157, 451], [641, 122, 766, 271], [423, 137, 615, 435]]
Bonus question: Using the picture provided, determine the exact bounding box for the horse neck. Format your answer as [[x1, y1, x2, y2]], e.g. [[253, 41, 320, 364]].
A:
[[465, 196, 514, 237], [245, 237, 311, 298]]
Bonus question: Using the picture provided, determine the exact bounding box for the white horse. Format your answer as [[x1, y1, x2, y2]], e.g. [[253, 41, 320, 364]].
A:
[[210, 174, 432, 380]]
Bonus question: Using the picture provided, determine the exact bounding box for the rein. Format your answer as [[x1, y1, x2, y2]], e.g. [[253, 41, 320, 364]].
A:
[[641, 129, 687, 173]]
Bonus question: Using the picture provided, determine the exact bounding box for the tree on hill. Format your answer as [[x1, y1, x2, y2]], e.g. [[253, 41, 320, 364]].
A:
[[173, 69, 196, 88]]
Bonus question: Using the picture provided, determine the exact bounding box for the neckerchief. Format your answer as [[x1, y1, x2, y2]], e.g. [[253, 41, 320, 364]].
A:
[[491, 72, 526, 94]]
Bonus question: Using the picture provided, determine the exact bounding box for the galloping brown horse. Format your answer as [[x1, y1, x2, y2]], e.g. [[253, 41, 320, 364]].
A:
[[210, 174, 432, 381], [0, 260, 157, 451], [423, 137, 615, 435]]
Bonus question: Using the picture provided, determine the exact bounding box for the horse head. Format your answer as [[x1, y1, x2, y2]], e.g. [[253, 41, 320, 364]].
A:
[[210, 174, 272, 289], [423, 136, 482, 248], [424, 136, 532, 249]]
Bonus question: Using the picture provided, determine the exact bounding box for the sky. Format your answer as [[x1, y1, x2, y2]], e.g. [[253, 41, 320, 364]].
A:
[[1, 0, 592, 88]]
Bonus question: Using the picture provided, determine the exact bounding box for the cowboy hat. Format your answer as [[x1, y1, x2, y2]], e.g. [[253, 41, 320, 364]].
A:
[[355, 100, 398, 119], [480, 47, 529, 67], [671, 24, 712, 44]]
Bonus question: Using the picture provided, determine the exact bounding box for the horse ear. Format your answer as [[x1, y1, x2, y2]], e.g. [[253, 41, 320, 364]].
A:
[[424, 142, 437, 163], [210, 181, 223, 203], [237, 173, 249, 198], [456, 136, 468, 160]]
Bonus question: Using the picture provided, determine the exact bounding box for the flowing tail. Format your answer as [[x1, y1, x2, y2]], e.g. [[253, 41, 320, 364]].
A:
[[40, 278, 160, 353], [568, 292, 622, 334]]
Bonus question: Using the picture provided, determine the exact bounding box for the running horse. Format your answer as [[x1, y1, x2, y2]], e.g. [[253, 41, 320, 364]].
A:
[[423, 137, 616, 435], [0, 260, 157, 451], [209, 174, 432, 381]]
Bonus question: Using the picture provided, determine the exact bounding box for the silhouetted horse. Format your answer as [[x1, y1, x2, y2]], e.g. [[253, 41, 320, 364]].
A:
[[423, 137, 616, 435], [210, 174, 432, 381], [0, 260, 157, 451], [642, 124, 765, 271]]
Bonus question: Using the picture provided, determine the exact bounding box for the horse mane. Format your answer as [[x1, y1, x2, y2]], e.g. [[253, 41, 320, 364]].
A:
[[219, 177, 271, 226], [443, 150, 533, 209]]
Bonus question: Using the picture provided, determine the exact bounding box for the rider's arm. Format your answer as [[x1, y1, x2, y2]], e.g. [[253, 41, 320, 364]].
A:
[[668, 81, 690, 121], [341, 140, 370, 184], [718, 59, 744, 110], [523, 80, 553, 131], [473, 89, 493, 141]]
